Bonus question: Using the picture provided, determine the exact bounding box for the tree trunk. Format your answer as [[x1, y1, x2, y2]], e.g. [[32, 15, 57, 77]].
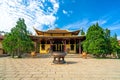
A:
[[17, 48, 22, 58], [11, 52, 14, 58]]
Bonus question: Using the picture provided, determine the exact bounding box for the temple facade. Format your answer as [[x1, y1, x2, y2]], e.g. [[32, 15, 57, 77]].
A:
[[31, 28, 85, 54]]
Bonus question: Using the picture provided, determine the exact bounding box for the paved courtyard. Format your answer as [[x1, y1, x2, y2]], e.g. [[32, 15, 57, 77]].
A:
[[0, 56, 120, 80]]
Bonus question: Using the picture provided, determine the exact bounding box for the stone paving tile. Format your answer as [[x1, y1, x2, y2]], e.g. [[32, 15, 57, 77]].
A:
[[3, 78, 21, 80], [3, 74, 17, 78], [21, 78, 38, 80], [42, 71, 56, 74], [54, 78, 72, 80], [0, 57, 120, 80], [16, 74, 32, 78], [47, 74, 62, 78], [37, 78, 54, 80], [28, 72, 42, 75], [32, 74, 47, 78]]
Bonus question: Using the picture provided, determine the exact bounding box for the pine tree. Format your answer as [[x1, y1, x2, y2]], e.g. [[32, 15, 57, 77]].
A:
[[81, 29, 85, 35], [110, 34, 120, 53], [104, 28, 111, 56], [3, 18, 34, 58], [82, 23, 106, 57]]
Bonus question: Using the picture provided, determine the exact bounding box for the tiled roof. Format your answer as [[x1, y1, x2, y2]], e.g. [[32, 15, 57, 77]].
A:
[[47, 28, 69, 33], [34, 28, 80, 35], [30, 35, 86, 41]]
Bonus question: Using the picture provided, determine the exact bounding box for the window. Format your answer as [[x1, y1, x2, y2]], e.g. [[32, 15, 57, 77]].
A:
[[41, 40, 45, 44], [41, 44, 45, 50], [70, 39, 75, 44], [47, 40, 50, 44], [66, 40, 69, 44], [71, 44, 74, 50]]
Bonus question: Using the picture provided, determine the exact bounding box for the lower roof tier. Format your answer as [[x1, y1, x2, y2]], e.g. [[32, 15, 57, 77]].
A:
[[30, 35, 86, 41]]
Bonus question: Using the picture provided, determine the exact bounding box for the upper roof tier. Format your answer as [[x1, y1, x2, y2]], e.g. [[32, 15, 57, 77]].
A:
[[34, 28, 80, 35]]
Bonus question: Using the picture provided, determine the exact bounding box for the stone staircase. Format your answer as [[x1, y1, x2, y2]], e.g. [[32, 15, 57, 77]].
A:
[[36, 53, 82, 58]]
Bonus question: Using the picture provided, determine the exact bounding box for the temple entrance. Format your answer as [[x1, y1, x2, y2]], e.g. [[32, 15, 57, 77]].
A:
[[52, 40, 64, 52]]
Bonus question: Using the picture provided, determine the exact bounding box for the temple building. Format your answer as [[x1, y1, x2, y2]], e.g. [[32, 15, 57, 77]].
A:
[[30, 28, 85, 54]]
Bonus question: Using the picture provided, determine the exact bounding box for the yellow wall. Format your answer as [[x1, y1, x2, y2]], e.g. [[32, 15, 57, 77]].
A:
[[40, 44, 50, 54], [39, 43, 76, 54], [66, 44, 76, 53], [66, 44, 76, 54], [69, 44, 76, 53], [0, 41, 3, 54], [0, 41, 2, 48], [66, 44, 70, 48]]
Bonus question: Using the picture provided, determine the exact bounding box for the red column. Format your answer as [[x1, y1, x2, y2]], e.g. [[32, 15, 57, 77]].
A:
[[39, 39, 41, 54], [79, 40, 81, 54], [34, 42, 37, 52], [50, 40, 52, 50], [64, 40, 66, 52]]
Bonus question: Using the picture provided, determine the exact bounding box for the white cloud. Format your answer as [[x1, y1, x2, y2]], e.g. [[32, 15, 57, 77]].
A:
[[117, 36, 120, 40], [62, 19, 89, 31], [107, 20, 120, 31], [91, 20, 107, 25], [62, 10, 73, 16], [109, 24, 120, 31], [0, 0, 59, 34], [63, 10, 68, 14]]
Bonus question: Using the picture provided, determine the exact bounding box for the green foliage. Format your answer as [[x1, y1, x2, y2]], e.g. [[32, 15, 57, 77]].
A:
[[2, 18, 34, 58], [81, 29, 85, 35], [104, 28, 111, 55], [82, 23, 106, 57], [2, 33, 16, 58], [110, 33, 120, 53], [82, 23, 120, 58]]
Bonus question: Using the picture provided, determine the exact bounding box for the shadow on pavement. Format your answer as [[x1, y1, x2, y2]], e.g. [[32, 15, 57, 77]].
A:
[[66, 61, 78, 64]]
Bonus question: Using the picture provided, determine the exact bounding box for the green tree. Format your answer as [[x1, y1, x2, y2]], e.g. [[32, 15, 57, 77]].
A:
[[81, 29, 85, 35], [82, 23, 106, 57], [3, 18, 34, 58], [110, 34, 120, 55], [104, 28, 111, 56], [2, 33, 17, 58]]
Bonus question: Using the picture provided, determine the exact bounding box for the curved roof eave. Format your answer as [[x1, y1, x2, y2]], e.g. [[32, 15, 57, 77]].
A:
[[33, 27, 80, 35]]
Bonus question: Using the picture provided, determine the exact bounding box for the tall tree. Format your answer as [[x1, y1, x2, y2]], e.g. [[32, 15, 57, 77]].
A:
[[2, 33, 17, 58], [81, 29, 85, 35], [3, 18, 34, 58], [104, 28, 111, 56], [110, 34, 120, 54], [82, 23, 106, 57]]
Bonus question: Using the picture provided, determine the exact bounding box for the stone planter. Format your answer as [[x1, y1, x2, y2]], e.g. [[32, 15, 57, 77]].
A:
[[82, 52, 87, 59], [31, 51, 36, 57]]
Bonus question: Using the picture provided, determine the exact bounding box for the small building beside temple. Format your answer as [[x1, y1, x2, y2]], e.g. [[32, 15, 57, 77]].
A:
[[0, 35, 4, 54], [31, 28, 85, 54]]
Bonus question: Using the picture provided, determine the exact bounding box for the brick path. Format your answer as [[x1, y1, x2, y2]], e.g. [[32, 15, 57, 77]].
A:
[[0, 57, 120, 80]]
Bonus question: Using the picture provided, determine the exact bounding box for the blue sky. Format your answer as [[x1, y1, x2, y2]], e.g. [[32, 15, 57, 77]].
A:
[[0, 0, 120, 39]]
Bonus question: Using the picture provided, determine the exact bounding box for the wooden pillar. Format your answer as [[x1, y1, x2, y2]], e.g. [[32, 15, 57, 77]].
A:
[[64, 40, 66, 52], [50, 40, 53, 50], [34, 42, 37, 52], [39, 39, 42, 54], [79, 40, 82, 54]]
